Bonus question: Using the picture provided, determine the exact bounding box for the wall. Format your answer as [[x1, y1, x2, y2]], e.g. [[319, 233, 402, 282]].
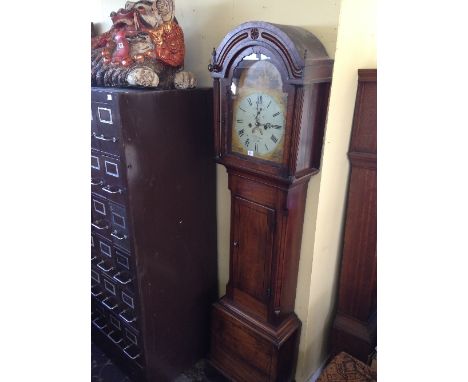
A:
[[297, 0, 377, 379], [91, 0, 341, 88], [90, 0, 374, 380]]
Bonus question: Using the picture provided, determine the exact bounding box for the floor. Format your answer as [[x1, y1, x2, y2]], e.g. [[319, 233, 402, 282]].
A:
[[91, 342, 217, 382], [92, 342, 377, 382], [91, 342, 132, 382]]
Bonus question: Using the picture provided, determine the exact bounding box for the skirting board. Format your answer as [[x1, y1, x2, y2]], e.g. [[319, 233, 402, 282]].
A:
[[307, 353, 331, 382]]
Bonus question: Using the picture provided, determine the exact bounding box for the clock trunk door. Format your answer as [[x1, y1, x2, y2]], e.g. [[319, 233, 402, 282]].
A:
[[231, 196, 275, 316]]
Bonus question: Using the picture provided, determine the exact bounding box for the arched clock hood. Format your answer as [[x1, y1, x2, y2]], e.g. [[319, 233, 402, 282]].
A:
[[209, 21, 333, 85]]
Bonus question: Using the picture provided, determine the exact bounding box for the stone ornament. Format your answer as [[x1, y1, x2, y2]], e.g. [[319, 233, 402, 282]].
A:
[[91, 0, 196, 89]]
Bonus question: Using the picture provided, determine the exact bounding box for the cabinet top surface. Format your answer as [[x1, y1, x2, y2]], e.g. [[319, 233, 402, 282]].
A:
[[91, 86, 212, 95]]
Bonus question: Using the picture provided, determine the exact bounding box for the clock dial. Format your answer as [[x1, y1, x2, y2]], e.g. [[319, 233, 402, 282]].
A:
[[232, 92, 285, 160]]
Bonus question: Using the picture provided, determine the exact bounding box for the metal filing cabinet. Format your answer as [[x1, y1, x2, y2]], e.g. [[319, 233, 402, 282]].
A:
[[91, 87, 217, 381]]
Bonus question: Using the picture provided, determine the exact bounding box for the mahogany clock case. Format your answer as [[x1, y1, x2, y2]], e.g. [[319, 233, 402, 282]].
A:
[[91, 87, 218, 382], [208, 22, 333, 382]]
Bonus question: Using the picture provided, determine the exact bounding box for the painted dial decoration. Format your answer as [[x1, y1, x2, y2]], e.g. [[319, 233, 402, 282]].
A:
[[233, 92, 285, 160]]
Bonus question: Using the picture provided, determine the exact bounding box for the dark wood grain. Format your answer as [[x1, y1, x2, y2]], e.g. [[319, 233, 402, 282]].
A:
[[331, 69, 377, 363]]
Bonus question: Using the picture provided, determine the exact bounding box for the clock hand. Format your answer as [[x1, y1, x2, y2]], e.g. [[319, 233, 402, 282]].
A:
[[254, 111, 261, 126], [264, 123, 282, 130]]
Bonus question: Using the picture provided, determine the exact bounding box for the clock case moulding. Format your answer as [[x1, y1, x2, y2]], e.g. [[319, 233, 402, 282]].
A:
[[209, 21, 334, 187]]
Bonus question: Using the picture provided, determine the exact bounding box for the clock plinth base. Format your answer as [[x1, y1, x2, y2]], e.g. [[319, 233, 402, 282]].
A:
[[209, 298, 301, 382], [331, 313, 377, 363]]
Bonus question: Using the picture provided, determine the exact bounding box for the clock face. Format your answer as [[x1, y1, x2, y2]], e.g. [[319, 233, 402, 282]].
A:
[[229, 57, 287, 163], [233, 93, 285, 156]]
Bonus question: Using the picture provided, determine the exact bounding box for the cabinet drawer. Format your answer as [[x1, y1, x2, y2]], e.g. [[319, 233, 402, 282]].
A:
[[97, 135, 121, 157], [106, 313, 125, 347], [91, 150, 105, 193], [97, 235, 113, 260], [92, 306, 110, 333], [94, 235, 115, 275], [91, 233, 99, 264], [109, 203, 131, 251], [122, 343, 142, 363], [111, 269, 135, 292], [100, 275, 123, 313], [95, 259, 114, 276], [108, 312, 124, 331], [91, 267, 104, 301], [92, 300, 107, 321], [123, 324, 140, 347], [91, 194, 111, 237], [114, 248, 132, 272], [91, 268, 104, 300], [91, 267, 101, 286], [113, 251, 136, 289], [102, 274, 119, 298], [91, 102, 121, 156], [120, 324, 143, 362], [118, 306, 138, 329], [91, 119, 101, 151], [100, 155, 126, 205], [120, 288, 136, 310]]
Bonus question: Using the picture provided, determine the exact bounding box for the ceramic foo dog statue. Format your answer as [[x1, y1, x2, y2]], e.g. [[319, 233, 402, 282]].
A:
[[91, 0, 196, 89]]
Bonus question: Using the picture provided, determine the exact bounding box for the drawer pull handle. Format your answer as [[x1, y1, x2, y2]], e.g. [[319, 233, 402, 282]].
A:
[[119, 310, 136, 323], [102, 297, 118, 310], [91, 178, 104, 186], [92, 132, 118, 142], [102, 185, 123, 194], [113, 272, 132, 285], [107, 331, 123, 344], [91, 289, 102, 297], [92, 318, 107, 330], [123, 345, 140, 360], [97, 261, 113, 273], [111, 231, 127, 240], [91, 221, 109, 230]]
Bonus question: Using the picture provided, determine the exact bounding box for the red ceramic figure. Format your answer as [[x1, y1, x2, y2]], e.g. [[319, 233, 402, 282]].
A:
[[91, 0, 196, 89]]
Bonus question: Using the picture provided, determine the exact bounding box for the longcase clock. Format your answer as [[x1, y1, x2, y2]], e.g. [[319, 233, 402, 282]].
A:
[[208, 21, 333, 382]]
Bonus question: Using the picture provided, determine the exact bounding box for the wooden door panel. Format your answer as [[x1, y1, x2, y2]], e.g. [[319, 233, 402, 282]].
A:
[[232, 197, 275, 303]]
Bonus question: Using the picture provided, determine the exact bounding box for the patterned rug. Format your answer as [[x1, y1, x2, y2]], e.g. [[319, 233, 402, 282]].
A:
[[317, 352, 377, 382]]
